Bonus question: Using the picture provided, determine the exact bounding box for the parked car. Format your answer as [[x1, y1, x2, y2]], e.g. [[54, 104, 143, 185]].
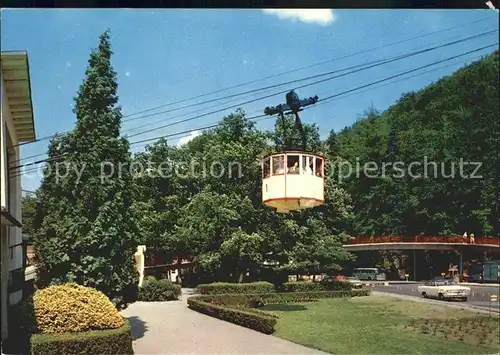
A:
[[320, 275, 347, 282], [345, 276, 363, 288], [320, 275, 363, 288], [417, 278, 471, 301]]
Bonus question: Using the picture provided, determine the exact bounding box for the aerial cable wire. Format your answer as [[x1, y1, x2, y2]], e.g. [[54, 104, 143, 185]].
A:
[[122, 28, 498, 126], [121, 16, 494, 119], [125, 30, 498, 139], [126, 51, 491, 153], [121, 57, 394, 124], [10, 20, 496, 149], [12, 29, 496, 165], [313, 43, 497, 105], [9, 43, 497, 177]]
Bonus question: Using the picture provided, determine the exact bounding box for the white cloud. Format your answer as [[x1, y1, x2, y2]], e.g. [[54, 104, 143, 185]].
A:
[[262, 9, 336, 26], [66, 61, 71, 68], [176, 130, 201, 147], [125, 71, 131, 77]]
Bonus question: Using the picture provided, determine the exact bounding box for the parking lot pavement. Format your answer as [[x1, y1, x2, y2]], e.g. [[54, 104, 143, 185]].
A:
[[371, 283, 499, 313], [459, 282, 500, 288], [371, 291, 500, 315]]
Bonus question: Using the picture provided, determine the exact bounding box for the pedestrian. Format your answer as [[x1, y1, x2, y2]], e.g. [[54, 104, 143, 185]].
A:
[[288, 161, 299, 174]]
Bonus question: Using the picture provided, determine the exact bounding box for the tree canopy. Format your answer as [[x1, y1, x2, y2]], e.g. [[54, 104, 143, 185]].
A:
[[130, 111, 355, 282], [33, 30, 139, 307], [27, 33, 498, 290], [334, 51, 499, 238]]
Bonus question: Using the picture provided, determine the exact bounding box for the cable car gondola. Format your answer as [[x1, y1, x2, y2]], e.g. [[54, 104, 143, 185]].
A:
[[261, 90, 324, 213]]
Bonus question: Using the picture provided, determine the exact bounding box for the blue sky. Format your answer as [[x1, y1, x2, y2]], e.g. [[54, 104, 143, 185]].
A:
[[1, 9, 498, 192]]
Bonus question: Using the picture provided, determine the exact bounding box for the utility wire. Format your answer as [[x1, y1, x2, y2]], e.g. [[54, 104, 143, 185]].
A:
[[9, 154, 69, 171], [121, 17, 494, 119], [124, 30, 498, 139], [13, 106, 264, 164], [10, 56, 407, 163], [129, 44, 497, 150], [10, 52, 393, 149], [120, 28, 498, 131], [122, 27, 498, 124], [317, 43, 497, 104], [126, 52, 489, 153], [129, 114, 268, 147], [124, 87, 288, 132], [12, 28, 496, 166], [11, 18, 495, 149], [11, 42, 497, 174], [121, 58, 393, 124], [12, 43, 495, 178]]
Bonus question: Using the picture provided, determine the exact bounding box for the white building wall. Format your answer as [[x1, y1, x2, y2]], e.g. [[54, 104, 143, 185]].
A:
[[8, 141, 23, 306], [0, 76, 8, 210], [0, 71, 9, 342], [1, 74, 24, 312], [1, 53, 36, 343], [1, 223, 8, 341]]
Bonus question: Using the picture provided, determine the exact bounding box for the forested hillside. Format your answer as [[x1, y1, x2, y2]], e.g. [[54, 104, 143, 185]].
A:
[[28, 47, 499, 285], [333, 50, 499, 238]]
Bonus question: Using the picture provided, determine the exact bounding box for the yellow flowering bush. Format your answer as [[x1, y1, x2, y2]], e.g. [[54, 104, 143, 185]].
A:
[[27, 283, 124, 334]]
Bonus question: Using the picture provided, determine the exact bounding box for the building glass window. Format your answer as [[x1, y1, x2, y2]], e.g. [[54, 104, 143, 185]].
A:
[[301, 155, 314, 175], [272, 155, 285, 175], [262, 157, 270, 178], [315, 157, 324, 177]]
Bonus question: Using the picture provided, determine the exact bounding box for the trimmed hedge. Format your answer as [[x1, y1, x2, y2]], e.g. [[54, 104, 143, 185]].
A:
[[188, 289, 371, 334], [196, 281, 275, 295], [31, 320, 133, 355], [280, 281, 352, 292], [197, 289, 370, 307], [138, 276, 182, 301], [187, 297, 277, 334]]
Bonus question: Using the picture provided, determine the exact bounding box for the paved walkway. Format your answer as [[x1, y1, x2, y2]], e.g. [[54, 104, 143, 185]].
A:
[[121, 289, 329, 355]]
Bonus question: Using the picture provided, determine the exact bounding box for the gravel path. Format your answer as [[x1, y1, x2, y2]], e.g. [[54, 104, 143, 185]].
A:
[[121, 289, 330, 355]]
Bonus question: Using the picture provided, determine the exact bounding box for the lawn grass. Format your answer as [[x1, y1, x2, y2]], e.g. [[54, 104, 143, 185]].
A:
[[263, 295, 499, 355]]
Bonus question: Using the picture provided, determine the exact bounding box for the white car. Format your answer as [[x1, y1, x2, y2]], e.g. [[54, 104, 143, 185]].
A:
[[417, 278, 471, 301], [346, 276, 364, 288]]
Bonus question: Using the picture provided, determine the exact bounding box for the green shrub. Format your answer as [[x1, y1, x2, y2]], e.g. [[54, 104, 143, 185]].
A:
[[187, 289, 371, 333], [280, 281, 323, 292], [280, 281, 353, 292], [197, 281, 275, 295], [21, 283, 124, 334], [187, 297, 277, 334], [198, 289, 370, 307], [31, 320, 133, 355], [319, 280, 353, 291], [138, 276, 182, 301]]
